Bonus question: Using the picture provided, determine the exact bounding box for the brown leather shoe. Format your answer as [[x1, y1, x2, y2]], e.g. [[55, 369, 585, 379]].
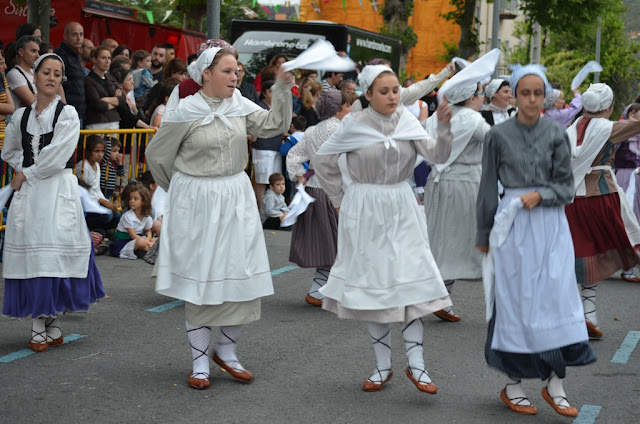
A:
[[305, 294, 323, 307], [405, 368, 437, 394], [187, 372, 210, 390], [541, 387, 578, 418], [621, 272, 640, 282], [585, 320, 603, 340], [500, 388, 537, 415], [28, 340, 48, 353], [212, 353, 254, 382], [47, 336, 64, 347], [433, 309, 461, 322], [362, 371, 393, 392]]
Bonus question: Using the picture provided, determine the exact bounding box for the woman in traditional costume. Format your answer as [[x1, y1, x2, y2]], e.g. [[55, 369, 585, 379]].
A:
[[481, 78, 516, 126], [423, 82, 490, 322], [542, 88, 582, 128], [477, 64, 595, 418], [565, 83, 640, 339], [146, 47, 292, 390], [285, 90, 352, 306], [2, 53, 104, 352], [314, 65, 453, 394]]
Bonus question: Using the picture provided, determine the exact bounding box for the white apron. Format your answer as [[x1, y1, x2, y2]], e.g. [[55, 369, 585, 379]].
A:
[[155, 171, 274, 305], [490, 188, 588, 353], [3, 169, 91, 279]]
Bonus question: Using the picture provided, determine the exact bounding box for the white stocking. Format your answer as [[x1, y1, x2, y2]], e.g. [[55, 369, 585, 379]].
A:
[[580, 283, 598, 327], [505, 376, 532, 406], [366, 322, 392, 383], [442, 280, 455, 314], [308, 268, 329, 300], [186, 321, 211, 380], [216, 325, 245, 372], [403, 318, 431, 384], [547, 372, 571, 408], [31, 318, 46, 343], [45, 317, 62, 342]]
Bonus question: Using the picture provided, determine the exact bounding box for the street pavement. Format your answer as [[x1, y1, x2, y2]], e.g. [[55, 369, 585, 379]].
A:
[[1, 229, 639, 423]]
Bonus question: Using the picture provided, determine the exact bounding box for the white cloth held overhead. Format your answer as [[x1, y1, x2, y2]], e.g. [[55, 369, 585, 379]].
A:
[[571, 61, 603, 91], [451, 57, 471, 70], [281, 39, 357, 73], [280, 184, 316, 227], [438, 49, 501, 103]]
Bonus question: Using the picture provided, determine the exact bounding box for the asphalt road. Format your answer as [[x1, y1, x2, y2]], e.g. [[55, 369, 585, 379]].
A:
[[1, 229, 639, 423]]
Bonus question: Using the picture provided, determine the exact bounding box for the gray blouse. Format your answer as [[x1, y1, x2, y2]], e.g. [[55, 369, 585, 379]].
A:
[[146, 81, 292, 191], [314, 107, 452, 208], [476, 116, 574, 245]]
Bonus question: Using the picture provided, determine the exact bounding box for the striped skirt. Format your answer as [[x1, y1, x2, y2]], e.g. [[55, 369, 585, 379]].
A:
[[565, 193, 640, 284], [288, 186, 338, 268]]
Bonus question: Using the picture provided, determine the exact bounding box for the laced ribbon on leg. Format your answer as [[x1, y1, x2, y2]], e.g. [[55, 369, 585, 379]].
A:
[[31, 318, 47, 344], [505, 376, 532, 406], [186, 321, 211, 380], [45, 317, 62, 342], [580, 283, 598, 326], [366, 322, 392, 383], [403, 318, 431, 384], [442, 280, 455, 313], [308, 268, 330, 300], [216, 325, 245, 372]]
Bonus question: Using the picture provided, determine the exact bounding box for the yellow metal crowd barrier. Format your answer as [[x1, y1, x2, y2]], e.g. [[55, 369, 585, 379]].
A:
[[0, 128, 157, 233]]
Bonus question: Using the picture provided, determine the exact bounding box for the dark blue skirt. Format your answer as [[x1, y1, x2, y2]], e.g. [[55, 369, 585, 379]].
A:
[[3, 240, 105, 318], [485, 306, 596, 380]]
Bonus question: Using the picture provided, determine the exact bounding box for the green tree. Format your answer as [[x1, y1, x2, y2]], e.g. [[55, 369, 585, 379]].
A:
[[379, 0, 418, 71], [509, 0, 640, 118], [440, 0, 478, 59]]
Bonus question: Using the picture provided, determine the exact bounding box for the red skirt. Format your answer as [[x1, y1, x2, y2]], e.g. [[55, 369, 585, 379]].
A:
[[565, 193, 640, 284]]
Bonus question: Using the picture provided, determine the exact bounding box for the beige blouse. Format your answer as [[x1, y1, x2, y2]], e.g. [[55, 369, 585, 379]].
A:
[[314, 107, 452, 208], [147, 81, 292, 191]]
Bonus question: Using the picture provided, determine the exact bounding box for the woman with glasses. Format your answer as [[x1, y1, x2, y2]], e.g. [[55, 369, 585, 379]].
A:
[[422, 82, 490, 322]]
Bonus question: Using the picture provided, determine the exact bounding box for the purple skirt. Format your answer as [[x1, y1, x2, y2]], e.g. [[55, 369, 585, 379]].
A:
[[3, 241, 105, 318]]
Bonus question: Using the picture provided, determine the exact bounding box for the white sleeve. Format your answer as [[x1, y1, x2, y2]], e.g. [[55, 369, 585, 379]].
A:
[[143, 216, 153, 231], [117, 210, 136, 232], [0, 107, 25, 171]]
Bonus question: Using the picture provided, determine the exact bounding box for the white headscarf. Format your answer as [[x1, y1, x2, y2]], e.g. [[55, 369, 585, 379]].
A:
[[582, 83, 614, 113], [509, 63, 552, 97], [34, 53, 67, 82], [357, 65, 394, 93], [187, 47, 222, 86], [543, 89, 562, 110], [447, 82, 478, 104], [485, 79, 505, 100]]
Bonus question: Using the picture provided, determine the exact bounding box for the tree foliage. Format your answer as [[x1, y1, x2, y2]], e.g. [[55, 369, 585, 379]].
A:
[[440, 0, 478, 59], [379, 0, 418, 71], [508, 0, 640, 118]]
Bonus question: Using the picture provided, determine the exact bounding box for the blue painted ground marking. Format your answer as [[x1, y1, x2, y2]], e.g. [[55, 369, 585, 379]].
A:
[[611, 331, 640, 364], [0, 334, 87, 363], [147, 299, 185, 313], [147, 265, 300, 313], [572, 405, 602, 424]]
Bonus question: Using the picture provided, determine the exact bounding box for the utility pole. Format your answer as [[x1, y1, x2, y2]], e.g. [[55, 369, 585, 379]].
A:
[[530, 22, 541, 64], [491, 0, 501, 76], [207, 0, 220, 40], [594, 16, 602, 83]]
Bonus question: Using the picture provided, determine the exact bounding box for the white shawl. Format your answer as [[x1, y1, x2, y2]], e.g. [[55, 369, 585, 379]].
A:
[[316, 108, 429, 156], [163, 89, 262, 128], [424, 106, 485, 182]]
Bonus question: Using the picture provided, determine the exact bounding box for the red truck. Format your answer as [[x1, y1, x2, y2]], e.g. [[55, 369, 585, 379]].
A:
[[0, 0, 205, 60]]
